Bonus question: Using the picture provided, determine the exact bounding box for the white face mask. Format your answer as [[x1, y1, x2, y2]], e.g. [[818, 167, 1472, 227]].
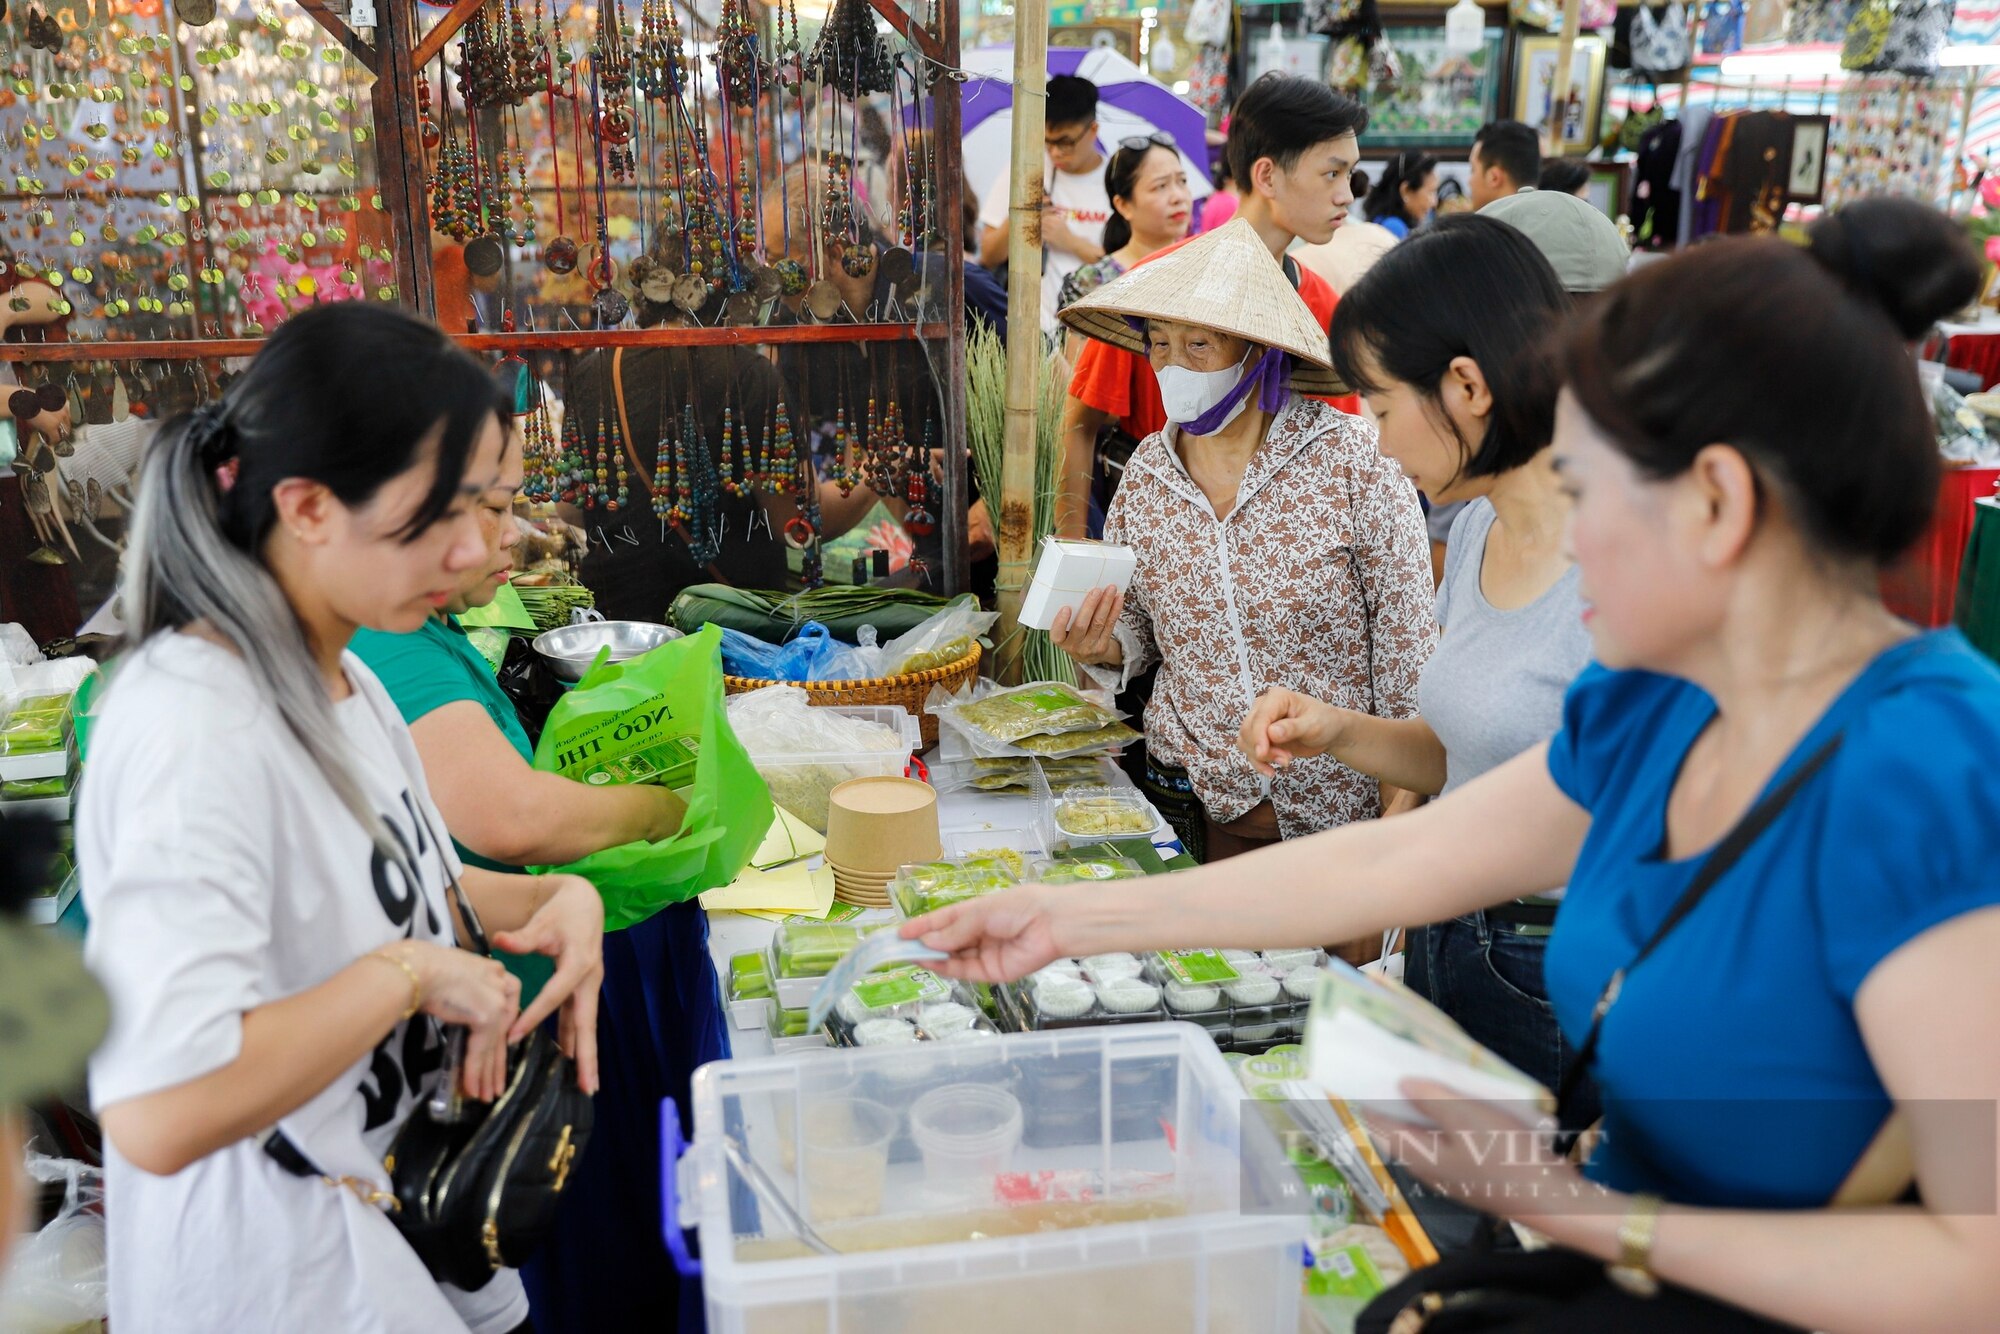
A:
[[1155, 349, 1251, 433]]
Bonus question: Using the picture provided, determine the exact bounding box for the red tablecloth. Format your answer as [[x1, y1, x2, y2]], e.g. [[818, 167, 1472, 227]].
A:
[[1945, 333, 2000, 390], [1881, 467, 2000, 627]]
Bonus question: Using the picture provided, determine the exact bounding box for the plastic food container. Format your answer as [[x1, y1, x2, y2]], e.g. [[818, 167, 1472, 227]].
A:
[[908, 1082, 1023, 1193], [1031, 853, 1144, 886], [666, 1023, 1307, 1333], [766, 921, 866, 1009], [889, 854, 1021, 919], [1054, 787, 1159, 843], [753, 705, 924, 834], [729, 952, 774, 1031], [0, 693, 72, 759], [764, 998, 830, 1054]]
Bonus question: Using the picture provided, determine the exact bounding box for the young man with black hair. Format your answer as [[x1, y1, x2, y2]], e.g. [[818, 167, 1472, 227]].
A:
[[1467, 119, 1541, 210], [978, 73, 1112, 335], [1056, 73, 1365, 537]]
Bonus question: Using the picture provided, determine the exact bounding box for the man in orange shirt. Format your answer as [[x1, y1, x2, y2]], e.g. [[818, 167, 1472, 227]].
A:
[[1058, 74, 1367, 537]]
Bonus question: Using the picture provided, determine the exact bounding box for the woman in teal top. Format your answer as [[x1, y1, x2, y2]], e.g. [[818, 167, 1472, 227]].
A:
[[352, 426, 725, 1334], [904, 200, 2000, 1330]]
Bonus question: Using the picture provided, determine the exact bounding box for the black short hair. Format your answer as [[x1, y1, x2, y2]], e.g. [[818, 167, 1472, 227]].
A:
[[1538, 159, 1592, 195], [1473, 120, 1541, 191], [1565, 197, 1982, 567], [1226, 74, 1368, 186], [1332, 214, 1570, 485], [1046, 75, 1098, 129]]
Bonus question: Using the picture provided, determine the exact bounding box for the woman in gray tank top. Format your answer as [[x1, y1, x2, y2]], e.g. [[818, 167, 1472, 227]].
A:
[[1238, 216, 1593, 1108]]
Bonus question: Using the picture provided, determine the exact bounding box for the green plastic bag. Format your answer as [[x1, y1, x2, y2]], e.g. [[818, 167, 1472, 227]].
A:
[[530, 624, 774, 931]]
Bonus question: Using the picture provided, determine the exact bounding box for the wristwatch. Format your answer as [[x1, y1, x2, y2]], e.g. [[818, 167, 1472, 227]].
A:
[[1606, 1193, 1663, 1297]]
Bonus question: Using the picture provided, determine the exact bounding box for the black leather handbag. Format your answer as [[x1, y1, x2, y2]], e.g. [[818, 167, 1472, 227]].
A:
[[382, 832, 594, 1292], [1356, 737, 1847, 1334], [263, 735, 595, 1294]]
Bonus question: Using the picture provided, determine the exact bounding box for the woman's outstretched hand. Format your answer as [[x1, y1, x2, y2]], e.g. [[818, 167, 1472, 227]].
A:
[[900, 886, 1072, 983], [1238, 687, 1348, 777]]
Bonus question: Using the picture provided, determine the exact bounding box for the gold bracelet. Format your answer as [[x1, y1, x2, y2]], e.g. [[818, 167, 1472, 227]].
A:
[[367, 947, 422, 1022]]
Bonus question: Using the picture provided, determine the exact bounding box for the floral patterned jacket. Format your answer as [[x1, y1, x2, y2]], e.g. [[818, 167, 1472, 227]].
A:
[[1102, 395, 1437, 837]]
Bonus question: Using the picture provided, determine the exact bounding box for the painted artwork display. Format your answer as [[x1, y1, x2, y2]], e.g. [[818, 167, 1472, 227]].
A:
[[1362, 25, 1505, 148], [1512, 35, 1609, 154]]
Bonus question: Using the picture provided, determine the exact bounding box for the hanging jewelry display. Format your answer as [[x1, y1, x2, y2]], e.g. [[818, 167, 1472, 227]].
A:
[[803, 0, 896, 93], [681, 403, 720, 561], [593, 0, 635, 182], [586, 65, 629, 327], [557, 410, 588, 503], [903, 421, 937, 537], [523, 381, 561, 503], [542, 59, 582, 273], [430, 55, 479, 241], [718, 403, 740, 496]]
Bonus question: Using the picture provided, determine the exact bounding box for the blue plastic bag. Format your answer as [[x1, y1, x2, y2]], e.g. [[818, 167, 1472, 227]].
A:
[[717, 621, 880, 682]]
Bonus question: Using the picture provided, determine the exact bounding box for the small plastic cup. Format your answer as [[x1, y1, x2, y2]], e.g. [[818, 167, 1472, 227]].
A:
[[800, 1096, 898, 1224], [908, 1083, 1023, 1189]]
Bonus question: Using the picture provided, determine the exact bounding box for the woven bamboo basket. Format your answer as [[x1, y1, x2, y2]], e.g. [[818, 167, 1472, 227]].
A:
[[723, 643, 980, 748]]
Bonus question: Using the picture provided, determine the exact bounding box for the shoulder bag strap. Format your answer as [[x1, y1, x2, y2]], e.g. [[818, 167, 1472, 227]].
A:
[[611, 348, 731, 587], [350, 667, 492, 958], [1555, 732, 1844, 1112]]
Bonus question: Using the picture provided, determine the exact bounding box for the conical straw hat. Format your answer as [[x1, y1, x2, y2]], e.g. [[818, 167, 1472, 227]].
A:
[[1059, 218, 1346, 396]]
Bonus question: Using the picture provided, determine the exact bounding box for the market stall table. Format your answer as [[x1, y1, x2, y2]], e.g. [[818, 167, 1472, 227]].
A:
[[1956, 496, 2000, 663], [706, 774, 1188, 1061], [1881, 466, 2000, 627], [1939, 312, 2000, 390]]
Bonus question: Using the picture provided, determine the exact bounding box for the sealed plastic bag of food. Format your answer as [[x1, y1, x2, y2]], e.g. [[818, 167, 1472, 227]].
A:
[[532, 623, 773, 929], [876, 596, 998, 677], [726, 684, 914, 831]]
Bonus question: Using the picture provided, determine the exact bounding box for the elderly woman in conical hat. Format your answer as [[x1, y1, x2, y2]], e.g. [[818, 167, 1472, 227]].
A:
[[1052, 217, 1436, 865]]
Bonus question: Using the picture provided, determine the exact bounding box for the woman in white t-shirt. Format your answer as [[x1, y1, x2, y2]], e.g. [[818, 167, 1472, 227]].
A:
[[80, 303, 607, 1334]]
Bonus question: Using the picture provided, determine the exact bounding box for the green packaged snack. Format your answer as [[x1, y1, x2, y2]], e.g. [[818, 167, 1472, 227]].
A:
[[1034, 854, 1143, 885], [1, 774, 70, 800], [729, 951, 772, 1002], [769, 1002, 814, 1038], [770, 921, 863, 978], [0, 693, 70, 756], [954, 682, 1122, 745], [891, 855, 1020, 917], [1012, 721, 1142, 757]]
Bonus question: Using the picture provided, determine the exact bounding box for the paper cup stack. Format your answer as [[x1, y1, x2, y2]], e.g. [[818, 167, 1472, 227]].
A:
[[824, 776, 940, 909]]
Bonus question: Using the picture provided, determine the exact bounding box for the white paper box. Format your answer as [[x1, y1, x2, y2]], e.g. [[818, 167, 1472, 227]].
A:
[[1019, 539, 1137, 631]]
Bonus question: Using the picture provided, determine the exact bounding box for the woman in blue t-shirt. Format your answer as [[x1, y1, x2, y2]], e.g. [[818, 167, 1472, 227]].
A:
[[906, 198, 2000, 1329]]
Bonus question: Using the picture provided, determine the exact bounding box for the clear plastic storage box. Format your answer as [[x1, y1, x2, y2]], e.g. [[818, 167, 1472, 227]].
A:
[[749, 704, 924, 834], [667, 1022, 1307, 1334]]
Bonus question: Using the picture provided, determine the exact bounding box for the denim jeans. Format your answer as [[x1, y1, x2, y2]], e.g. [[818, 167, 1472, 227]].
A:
[[1405, 912, 1600, 1130]]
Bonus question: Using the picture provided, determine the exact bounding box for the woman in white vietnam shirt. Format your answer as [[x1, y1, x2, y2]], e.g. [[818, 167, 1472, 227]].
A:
[[79, 303, 606, 1334]]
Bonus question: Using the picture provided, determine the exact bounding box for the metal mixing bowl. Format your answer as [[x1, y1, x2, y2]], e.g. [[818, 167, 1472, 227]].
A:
[[532, 620, 683, 682]]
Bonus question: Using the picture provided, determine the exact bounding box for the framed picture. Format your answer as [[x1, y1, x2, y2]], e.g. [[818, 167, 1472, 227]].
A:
[[1049, 19, 1142, 64], [1511, 35, 1607, 154], [1787, 114, 1831, 204], [1584, 162, 1631, 219], [1361, 23, 1505, 149]]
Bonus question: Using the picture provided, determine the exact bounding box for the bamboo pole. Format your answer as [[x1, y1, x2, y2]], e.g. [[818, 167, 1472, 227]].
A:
[[1544, 0, 1584, 156], [992, 0, 1051, 684]]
